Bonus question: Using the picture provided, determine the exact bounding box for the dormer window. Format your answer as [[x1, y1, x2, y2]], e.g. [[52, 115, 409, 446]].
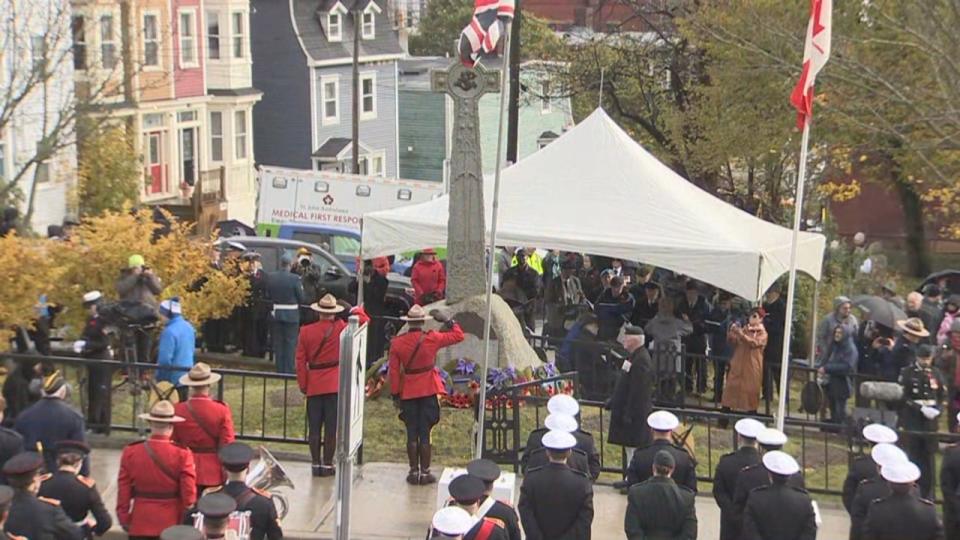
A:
[[361, 11, 375, 39], [328, 12, 342, 41]]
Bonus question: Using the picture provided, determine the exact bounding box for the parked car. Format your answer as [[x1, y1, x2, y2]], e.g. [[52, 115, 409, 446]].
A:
[[216, 236, 414, 317]]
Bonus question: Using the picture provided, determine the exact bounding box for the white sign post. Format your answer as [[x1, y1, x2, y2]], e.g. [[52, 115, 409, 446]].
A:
[[334, 316, 367, 540]]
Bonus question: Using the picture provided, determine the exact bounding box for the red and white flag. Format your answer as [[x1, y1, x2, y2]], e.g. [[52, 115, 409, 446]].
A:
[[790, 0, 832, 129], [458, 0, 515, 67]]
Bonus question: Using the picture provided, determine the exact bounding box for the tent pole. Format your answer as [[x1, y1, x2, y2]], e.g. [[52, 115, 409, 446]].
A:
[[475, 25, 513, 459], [776, 120, 811, 431]]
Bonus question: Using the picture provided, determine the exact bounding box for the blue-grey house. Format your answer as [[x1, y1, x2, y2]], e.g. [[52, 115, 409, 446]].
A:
[[251, 0, 404, 176]]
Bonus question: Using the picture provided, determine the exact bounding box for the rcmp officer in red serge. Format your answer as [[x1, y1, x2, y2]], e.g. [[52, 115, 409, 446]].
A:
[[207, 442, 282, 540], [436, 475, 507, 540], [388, 305, 465, 485], [295, 293, 347, 477], [38, 440, 112, 538], [466, 459, 521, 540], [117, 400, 198, 539], [3, 452, 82, 539], [173, 363, 236, 492]]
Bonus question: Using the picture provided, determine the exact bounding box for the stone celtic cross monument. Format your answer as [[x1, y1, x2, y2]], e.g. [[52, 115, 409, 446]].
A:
[[431, 62, 500, 303]]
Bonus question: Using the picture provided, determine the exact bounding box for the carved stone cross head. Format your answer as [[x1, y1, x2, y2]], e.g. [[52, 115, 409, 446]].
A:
[[431, 62, 501, 101]]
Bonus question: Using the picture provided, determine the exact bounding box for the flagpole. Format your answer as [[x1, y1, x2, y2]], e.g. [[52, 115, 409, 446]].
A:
[[475, 26, 513, 459], [776, 119, 811, 431]]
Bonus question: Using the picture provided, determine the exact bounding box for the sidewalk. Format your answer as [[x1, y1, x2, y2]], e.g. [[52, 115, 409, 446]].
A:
[[88, 448, 851, 539]]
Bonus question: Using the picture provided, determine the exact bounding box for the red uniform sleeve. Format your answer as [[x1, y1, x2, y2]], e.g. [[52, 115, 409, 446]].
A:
[[437, 265, 447, 297], [116, 448, 133, 528], [435, 322, 465, 347], [180, 448, 198, 508], [219, 403, 236, 446], [388, 342, 401, 397], [295, 328, 309, 393]]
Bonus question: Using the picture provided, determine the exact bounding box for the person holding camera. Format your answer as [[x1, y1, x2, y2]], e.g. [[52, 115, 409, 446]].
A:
[[116, 254, 164, 363], [388, 306, 464, 485]]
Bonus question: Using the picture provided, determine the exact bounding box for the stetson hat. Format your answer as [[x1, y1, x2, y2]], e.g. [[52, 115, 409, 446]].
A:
[[401, 304, 430, 321], [897, 317, 930, 338], [138, 400, 185, 423], [178, 362, 222, 387], [310, 293, 345, 314]]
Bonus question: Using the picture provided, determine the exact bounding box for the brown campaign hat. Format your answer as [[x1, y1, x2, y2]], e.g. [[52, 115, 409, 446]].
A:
[[310, 293, 345, 314], [178, 362, 222, 387], [897, 317, 930, 338], [138, 400, 185, 423], [401, 304, 430, 321]]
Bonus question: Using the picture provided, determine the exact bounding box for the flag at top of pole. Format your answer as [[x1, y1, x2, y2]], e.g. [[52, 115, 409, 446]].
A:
[[458, 0, 515, 67], [790, 0, 832, 129]]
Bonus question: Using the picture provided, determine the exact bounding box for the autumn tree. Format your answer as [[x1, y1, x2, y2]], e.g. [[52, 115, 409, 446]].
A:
[[47, 209, 248, 334], [77, 123, 141, 216], [0, 234, 62, 350]]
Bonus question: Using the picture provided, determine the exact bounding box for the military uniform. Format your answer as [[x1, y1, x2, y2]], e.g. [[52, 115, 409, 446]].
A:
[[517, 462, 593, 540], [625, 476, 697, 540], [626, 439, 697, 492], [266, 269, 306, 374], [79, 311, 112, 434], [940, 444, 960, 540], [173, 395, 236, 489], [0, 426, 23, 484], [849, 479, 919, 540], [732, 462, 805, 523], [480, 496, 521, 540], [741, 482, 816, 540], [13, 397, 87, 474], [898, 361, 946, 498], [521, 428, 592, 478], [6, 490, 83, 540], [295, 312, 347, 474], [863, 492, 944, 540], [844, 454, 879, 513], [217, 481, 282, 540], [117, 436, 198, 537], [38, 471, 112, 538], [712, 446, 760, 540]]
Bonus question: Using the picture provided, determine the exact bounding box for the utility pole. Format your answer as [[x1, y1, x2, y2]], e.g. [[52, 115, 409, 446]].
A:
[[352, 9, 361, 174], [505, 0, 520, 164]]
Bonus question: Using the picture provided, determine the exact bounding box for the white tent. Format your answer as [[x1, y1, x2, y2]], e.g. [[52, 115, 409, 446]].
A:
[[362, 108, 825, 301]]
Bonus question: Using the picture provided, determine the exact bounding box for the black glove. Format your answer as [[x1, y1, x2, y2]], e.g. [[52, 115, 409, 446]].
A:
[[392, 395, 401, 409]]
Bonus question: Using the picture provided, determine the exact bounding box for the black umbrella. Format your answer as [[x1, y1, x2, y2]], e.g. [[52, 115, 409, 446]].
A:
[[852, 295, 907, 330], [919, 269, 960, 294]]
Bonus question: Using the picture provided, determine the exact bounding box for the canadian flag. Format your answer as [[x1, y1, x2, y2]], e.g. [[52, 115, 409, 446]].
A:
[[790, 0, 832, 129]]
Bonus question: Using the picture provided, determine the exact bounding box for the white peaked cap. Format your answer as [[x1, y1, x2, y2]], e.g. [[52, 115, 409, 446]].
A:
[[547, 394, 580, 416], [734, 418, 766, 439], [756, 428, 788, 447], [544, 414, 578, 433], [82, 291, 102, 303], [432, 506, 476, 535], [881, 460, 921, 484], [647, 410, 680, 431], [862, 423, 898, 444], [870, 443, 908, 468], [762, 450, 800, 476], [542, 430, 577, 450]]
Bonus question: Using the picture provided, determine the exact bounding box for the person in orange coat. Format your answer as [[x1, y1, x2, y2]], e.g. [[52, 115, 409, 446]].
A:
[[388, 305, 464, 485], [410, 249, 446, 305], [117, 400, 198, 538], [295, 294, 348, 477], [721, 307, 769, 415], [172, 363, 236, 492]]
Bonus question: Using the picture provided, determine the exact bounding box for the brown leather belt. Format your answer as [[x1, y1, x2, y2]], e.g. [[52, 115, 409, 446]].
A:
[[309, 360, 339, 370], [406, 365, 434, 375]]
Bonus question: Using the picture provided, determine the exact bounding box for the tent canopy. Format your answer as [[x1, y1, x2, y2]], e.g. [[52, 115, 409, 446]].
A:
[[361, 108, 825, 301]]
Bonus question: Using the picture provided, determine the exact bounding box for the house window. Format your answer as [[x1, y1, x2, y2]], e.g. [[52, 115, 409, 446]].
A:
[[232, 12, 245, 58], [143, 13, 159, 67], [179, 10, 198, 67], [360, 73, 376, 119], [327, 13, 342, 42], [362, 11, 375, 39], [540, 80, 551, 113], [234, 110, 248, 160], [371, 152, 385, 177], [321, 76, 339, 125], [210, 112, 223, 162], [71, 16, 86, 70], [100, 14, 117, 69], [31, 36, 46, 70], [207, 11, 220, 59]]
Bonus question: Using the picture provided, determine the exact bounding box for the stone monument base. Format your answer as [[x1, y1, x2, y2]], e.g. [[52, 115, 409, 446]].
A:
[[413, 294, 543, 371]]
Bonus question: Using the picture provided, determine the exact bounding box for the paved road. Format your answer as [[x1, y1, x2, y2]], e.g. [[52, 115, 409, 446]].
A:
[[88, 448, 850, 539]]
